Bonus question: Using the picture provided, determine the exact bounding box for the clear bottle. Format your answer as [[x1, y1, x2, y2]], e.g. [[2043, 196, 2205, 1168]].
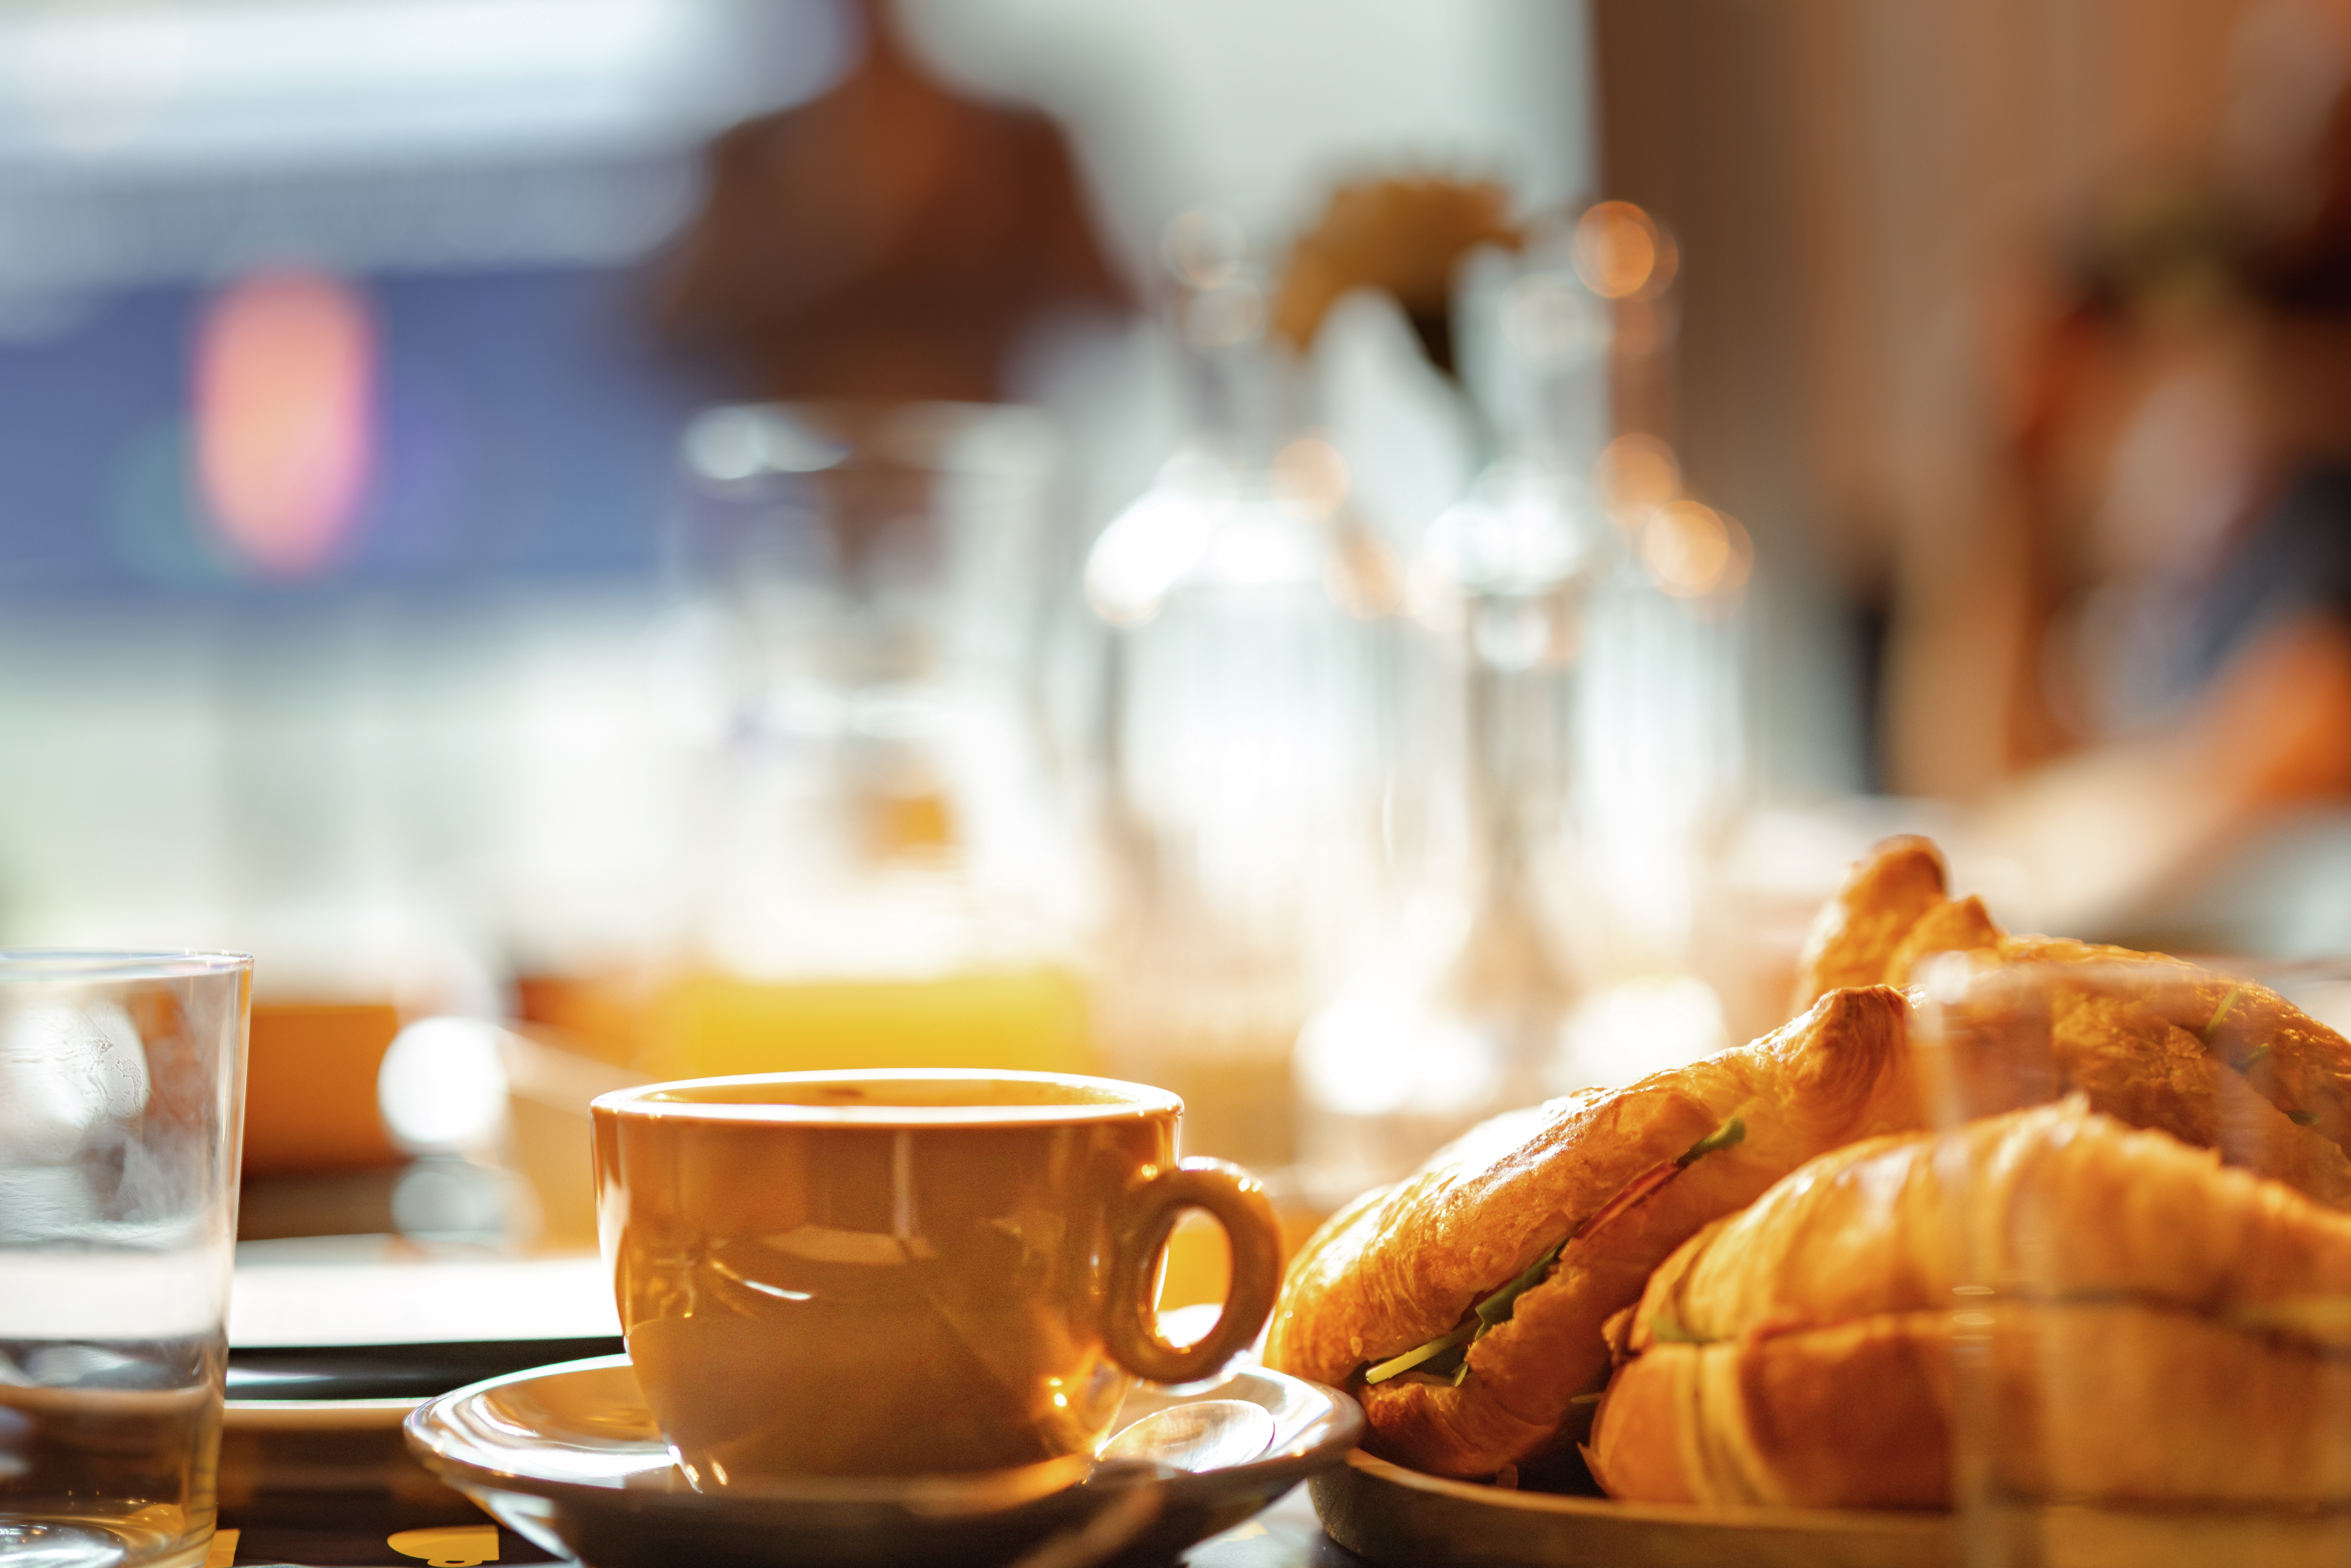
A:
[[1292, 212, 1623, 1198], [1560, 202, 1755, 1062], [1085, 214, 1401, 1172], [1296, 456, 1609, 1196]]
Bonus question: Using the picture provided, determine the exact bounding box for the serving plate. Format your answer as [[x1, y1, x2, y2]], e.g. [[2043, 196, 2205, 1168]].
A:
[[406, 1353, 1362, 1568], [1315, 1449, 2351, 1568], [1312, 1450, 1950, 1567]]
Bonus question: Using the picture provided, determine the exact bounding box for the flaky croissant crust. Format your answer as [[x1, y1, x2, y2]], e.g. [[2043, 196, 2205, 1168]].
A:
[[1592, 1101, 2351, 1508], [1264, 986, 1919, 1477], [1792, 836, 2351, 1204]]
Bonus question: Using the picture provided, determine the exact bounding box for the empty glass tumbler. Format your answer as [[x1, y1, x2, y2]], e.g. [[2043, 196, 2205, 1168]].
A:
[[1914, 955, 2351, 1565], [0, 952, 251, 1568]]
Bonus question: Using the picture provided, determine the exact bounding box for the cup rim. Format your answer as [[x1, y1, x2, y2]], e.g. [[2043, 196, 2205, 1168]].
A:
[[591, 1068, 1184, 1127], [0, 949, 252, 981]]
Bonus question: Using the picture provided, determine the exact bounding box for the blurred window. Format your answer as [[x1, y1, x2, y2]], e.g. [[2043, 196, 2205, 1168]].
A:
[[0, 0, 855, 595]]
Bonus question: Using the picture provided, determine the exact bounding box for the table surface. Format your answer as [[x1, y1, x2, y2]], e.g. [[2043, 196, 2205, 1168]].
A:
[[213, 1255, 1374, 1565], [212, 1471, 1367, 1567], [211, 1408, 1371, 1568]]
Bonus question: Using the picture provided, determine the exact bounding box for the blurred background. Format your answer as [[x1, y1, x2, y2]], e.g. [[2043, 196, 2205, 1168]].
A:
[[9, 0, 2351, 1286]]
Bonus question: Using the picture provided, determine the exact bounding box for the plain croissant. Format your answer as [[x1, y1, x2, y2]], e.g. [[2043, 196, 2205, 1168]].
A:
[[1792, 835, 2351, 1205], [1588, 1099, 2351, 1508]]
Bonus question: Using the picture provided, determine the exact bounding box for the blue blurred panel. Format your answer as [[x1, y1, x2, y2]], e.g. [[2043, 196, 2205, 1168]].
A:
[[0, 264, 711, 594]]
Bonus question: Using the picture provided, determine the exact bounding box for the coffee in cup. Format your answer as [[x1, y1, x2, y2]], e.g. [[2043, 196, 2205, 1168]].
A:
[[590, 1069, 1282, 1482]]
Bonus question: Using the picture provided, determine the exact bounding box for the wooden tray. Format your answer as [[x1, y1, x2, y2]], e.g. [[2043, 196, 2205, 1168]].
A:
[[1310, 1449, 1950, 1567], [1312, 1450, 2351, 1568]]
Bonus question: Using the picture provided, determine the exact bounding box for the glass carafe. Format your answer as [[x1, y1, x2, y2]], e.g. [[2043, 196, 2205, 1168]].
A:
[[1295, 456, 1607, 1198], [1086, 223, 1401, 1173]]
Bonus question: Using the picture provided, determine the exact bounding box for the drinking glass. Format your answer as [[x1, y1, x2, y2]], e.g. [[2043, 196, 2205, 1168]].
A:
[[666, 402, 1083, 1044], [0, 952, 251, 1568], [1915, 955, 2351, 1565]]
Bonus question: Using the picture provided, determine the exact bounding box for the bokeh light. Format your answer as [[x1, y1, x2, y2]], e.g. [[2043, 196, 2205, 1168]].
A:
[[1271, 434, 1350, 521], [377, 1015, 508, 1153], [1084, 454, 1230, 626], [1161, 207, 1248, 291], [1640, 498, 1751, 599], [1572, 200, 1677, 301], [194, 267, 376, 579], [1594, 432, 1682, 516]]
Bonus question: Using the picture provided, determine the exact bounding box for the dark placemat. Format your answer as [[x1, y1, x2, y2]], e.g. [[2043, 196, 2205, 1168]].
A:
[[227, 1339, 625, 1402]]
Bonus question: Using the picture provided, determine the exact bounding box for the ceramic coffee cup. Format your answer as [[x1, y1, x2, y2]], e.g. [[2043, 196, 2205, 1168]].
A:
[[589, 1069, 1282, 1483]]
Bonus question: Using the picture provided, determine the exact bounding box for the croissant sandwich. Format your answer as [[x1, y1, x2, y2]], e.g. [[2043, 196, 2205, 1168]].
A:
[[1264, 985, 1921, 1478], [1588, 1098, 2351, 1508], [1270, 833, 2351, 1486]]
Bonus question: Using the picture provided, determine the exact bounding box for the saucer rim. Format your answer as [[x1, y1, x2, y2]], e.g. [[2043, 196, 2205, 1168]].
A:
[[403, 1351, 1364, 1509]]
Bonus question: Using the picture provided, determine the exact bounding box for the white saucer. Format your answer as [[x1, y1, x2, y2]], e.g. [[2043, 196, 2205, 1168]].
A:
[[404, 1354, 1362, 1568]]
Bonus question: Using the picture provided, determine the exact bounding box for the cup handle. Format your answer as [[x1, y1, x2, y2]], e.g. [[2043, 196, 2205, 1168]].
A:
[[1103, 1157, 1283, 1384]]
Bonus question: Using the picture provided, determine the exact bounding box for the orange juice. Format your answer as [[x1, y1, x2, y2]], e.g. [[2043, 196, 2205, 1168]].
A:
[[521, 965, 1094, 1082], [508, 967, 1094, 1250]]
